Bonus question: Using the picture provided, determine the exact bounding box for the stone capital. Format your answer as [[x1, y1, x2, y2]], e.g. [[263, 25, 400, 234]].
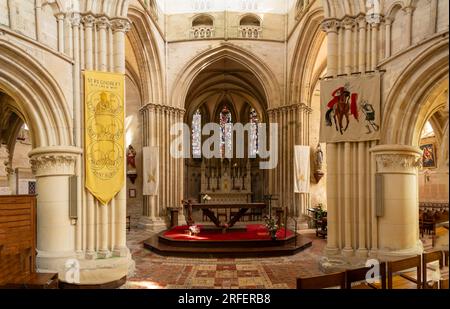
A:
[[342, 17, 355, 30], [370, 145, 422, 174], [111, 18, 131, 33], [82, 14, 96, 28], [356, 15, 367, 29], [70, 13, 82, 27], [321, 19, 339, 34], [29, 146, 82, 177], [96, 16, 111, 30]]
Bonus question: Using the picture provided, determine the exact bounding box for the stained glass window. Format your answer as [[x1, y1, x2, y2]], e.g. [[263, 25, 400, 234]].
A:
[[219, 105, 232, 157], [249, 107, 259, 157], [192, 109, 202, 158]]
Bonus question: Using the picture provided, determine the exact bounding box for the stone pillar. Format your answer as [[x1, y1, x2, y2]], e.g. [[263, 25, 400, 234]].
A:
[[342, 17, 354, 75], [370, 22, 379, 70], [357, 16, 367, 73], [404, 6, 414, 47], [56, 13, 65, 53], [322, 19, 339, 77], [384, 18, 392, 58], [111, 18, 131, 257], [138, 104, 166, 232], [370, 145, 423, 260], [29, 146, 82, 277]]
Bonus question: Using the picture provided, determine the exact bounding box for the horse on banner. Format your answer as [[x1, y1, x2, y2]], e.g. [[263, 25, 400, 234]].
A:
[[325, 84, 359, 135]]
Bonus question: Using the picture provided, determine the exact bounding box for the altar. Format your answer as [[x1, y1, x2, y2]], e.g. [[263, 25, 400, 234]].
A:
[[200, 159, 252, 203]]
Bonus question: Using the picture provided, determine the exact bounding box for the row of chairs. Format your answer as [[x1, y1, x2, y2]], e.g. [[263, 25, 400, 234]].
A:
[[297, 250, 449, 289]]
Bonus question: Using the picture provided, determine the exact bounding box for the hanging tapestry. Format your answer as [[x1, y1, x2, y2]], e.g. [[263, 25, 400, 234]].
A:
[[84, 71, 125, 205], [320, 74, 381, 143], [294, 145, 310, 193], [143, 146, 159, 196]]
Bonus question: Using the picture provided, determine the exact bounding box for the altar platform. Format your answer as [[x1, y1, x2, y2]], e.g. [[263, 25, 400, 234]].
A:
[[143, 224, 313, 258]]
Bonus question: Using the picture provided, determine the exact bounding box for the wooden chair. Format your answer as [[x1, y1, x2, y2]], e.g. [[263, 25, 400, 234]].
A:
[[387, 255, 422, 289], [440, 278, 449, 289], [346, 262, 386, 289], [297, 272, 346, 289], [422, 251, 444, 289], [444, 250, 449, 267]]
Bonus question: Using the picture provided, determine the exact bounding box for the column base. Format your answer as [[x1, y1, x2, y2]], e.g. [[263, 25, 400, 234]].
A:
[[319, 254, 367, 273], [37, 250, 135, 285], [325, 246, 340, 256], [138, 216, 167, 232], [97, 250, 112, 259], [113, 246, 129, 258], [376, 240, 424, 261], [342, 247, 354, 257], [356, 248, 369, 258]]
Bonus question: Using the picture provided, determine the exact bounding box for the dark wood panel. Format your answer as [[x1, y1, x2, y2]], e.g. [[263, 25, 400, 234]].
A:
[[0, 195, 38, 287]]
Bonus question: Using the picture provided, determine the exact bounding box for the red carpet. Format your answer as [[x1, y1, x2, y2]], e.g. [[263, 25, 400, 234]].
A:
[[163, 224, 294, 241]]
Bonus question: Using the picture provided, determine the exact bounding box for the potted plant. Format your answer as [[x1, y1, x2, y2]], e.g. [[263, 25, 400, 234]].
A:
[[264, 216, 282, 240]]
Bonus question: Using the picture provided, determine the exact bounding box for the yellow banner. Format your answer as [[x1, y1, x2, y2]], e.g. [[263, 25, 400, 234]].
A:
[[84, 71, 125, 205]]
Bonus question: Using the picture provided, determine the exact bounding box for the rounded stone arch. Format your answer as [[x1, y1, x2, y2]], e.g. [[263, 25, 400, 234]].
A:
[[289, 7, 326, 105], [127, 6, 164, 105], [239, 14, 262, 27], [0, 40, 72, 148], [171, 43, 281, 110], [192, 14, 215, 27], [382, 41, 449, 146]]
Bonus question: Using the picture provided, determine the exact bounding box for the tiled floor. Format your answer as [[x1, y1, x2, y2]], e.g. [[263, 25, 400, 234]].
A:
[[123, 228, 326, 289], [123, 227, 449, 289]]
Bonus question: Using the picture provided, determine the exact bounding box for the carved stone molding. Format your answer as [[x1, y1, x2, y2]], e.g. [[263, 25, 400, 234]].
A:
[[96, 16, 111, 29], [371, 145, 423, 174], [111, 18, 131, 33], [70, 13, 82, 28], [29, 146, 82, 177], [82, 14, 96, 28], [342, 17, 355, 30], [321, 19, 339, 34]]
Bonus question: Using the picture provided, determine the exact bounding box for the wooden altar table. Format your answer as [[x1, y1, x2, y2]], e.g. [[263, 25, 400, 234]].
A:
[[182, 201, 266, 228]]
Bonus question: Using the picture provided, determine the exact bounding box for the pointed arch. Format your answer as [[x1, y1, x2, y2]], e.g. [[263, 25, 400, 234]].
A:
[[0, 40, 72, 148], [382, 40, 449, 145], [171, 43, 281, 110], [126, 6, 164, 105], [289, 7, 326, 105]]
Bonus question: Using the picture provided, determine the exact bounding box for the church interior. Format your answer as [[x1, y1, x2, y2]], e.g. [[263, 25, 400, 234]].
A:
[[0, 0, 449, 290]]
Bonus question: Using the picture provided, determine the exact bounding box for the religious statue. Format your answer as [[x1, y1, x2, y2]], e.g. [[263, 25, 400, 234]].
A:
[[127, 145, 137, 169], [126, 145, 137, 184], [314, 144, 324, 183]]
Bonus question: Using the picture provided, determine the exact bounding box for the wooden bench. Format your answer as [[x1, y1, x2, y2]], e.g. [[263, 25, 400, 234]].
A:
[[0, 195, 58, 289]]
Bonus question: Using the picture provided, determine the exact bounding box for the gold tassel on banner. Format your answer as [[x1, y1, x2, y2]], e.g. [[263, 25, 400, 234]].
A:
[[84, 71, 125, 205]]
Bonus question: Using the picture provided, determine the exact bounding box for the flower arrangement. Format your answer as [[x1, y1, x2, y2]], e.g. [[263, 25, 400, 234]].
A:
[[264, 216, 283, 240], [189, 225, 200, 236]]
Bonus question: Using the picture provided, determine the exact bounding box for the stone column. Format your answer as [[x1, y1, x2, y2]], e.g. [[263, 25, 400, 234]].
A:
[[404, 6, 414, 47], [29, 146, 82, 277], [322, 19, 339, 77], [56, 13, 65, 53], [111, 18, 131, 257], [370, 22, 379, 71], [370, 145, 423, 260], [343, 17, 354, 75], [138, 104, 166, 232], [357, 16, 367, 72], [384, 18, 392, 58]]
